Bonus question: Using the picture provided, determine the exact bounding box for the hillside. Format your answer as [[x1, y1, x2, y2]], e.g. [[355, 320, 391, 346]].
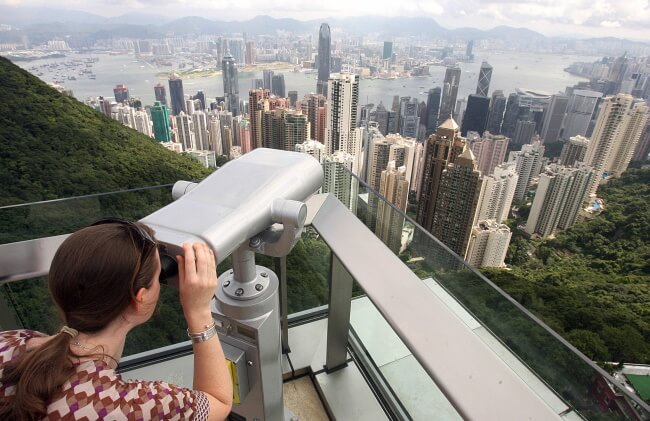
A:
[[0, 56, 211, 207], [484, 166, 650, 364]]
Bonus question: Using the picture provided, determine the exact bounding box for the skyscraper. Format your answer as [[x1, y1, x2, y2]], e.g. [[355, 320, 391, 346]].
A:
[[245, 41, 256, 65], [512, 120, 537, 146], [525, 164, 595, 237], [559, 135, 589, 167], [325, 74, 360, 171], [426, 87, 441, 136], [113, 84, 129, 103], [465, 40, 474, 61], [474, 162, 518, 223], [476, 62, 493, 97], [469, 131, 510, 177], [174, 112, 195, 151], [154, 83, 167, 107], [438, 66, 461, 126], [508, 142, 546, 202], [317, 23, 331, 97], [222, 52, 240, 116], [416, 118, 466, 232], [486, 91, 506, 135], [461, 94, 490, 137], [501, 93, 520, 138], [585, 94, 649, 197], [376, 162, 409, 253], [263, 70, 274, 91], [262, 108, 309, 151], [271, 74, 286, 97], [540, 95, 568, 143], [168, 76, 185, 116], [561, 90, 602, 141], [382, 41, 393, 60], [399, 97, 420, 138], [466, 220, 512, 268], [288, 91, 298, 108], [300, 93, 327, 142], [430, 148, 483, 257], [151, 101, 172, 142]]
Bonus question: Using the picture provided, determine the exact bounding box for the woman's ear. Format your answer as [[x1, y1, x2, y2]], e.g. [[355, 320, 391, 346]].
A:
[[133, 287, 146, 310]]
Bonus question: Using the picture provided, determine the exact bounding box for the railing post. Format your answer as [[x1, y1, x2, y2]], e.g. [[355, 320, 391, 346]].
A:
[[325, 253, 353, 372], [275, 256, 290, 354]]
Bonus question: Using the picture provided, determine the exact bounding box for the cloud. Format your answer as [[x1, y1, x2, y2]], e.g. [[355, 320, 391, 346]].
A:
[[600, 20, 621, 28]]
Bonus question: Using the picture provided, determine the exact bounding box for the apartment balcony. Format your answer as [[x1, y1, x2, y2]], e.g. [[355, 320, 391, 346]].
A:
[[1, 158, 648, 421]]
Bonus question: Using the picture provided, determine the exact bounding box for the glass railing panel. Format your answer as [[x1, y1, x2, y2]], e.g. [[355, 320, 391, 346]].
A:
[[322, 162, 648, 420], [0, 185, 174, 244]]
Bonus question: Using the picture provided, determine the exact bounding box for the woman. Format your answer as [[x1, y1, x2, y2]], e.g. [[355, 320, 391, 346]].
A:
[[0, 220, 233, 420]]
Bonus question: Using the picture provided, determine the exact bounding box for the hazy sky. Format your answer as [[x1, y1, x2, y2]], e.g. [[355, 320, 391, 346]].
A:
[[3, 0, 650, 41]]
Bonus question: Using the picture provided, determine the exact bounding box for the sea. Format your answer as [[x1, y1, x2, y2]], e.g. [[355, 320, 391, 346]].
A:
[[14, 51, 599, 108]]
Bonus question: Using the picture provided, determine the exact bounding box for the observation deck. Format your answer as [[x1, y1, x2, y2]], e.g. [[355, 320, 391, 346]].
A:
[[1, 160, 648, 420]]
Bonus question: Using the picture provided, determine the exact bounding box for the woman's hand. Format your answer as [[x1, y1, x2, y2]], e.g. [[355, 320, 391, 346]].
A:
[[177, 242, 217, 324]]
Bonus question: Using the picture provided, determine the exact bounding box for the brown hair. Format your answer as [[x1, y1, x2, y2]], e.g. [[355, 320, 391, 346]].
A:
[[0, 222, 158, 421]]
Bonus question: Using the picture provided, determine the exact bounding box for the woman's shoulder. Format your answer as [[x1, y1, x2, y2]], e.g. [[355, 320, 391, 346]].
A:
[[0, 329, 47, 346]]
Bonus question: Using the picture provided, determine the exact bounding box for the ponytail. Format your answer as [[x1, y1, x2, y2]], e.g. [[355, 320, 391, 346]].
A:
[[0, 330, 77, 421]]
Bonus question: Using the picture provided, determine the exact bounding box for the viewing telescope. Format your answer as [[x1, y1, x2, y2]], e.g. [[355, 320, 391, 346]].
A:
[[141, 148, 323, 420]]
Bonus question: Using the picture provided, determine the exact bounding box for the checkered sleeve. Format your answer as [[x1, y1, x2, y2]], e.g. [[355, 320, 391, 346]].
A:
[[115, 378, 210, 421]]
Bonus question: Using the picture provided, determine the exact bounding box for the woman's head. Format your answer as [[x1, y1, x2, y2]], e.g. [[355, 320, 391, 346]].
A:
[[49, 220, 160, 332]]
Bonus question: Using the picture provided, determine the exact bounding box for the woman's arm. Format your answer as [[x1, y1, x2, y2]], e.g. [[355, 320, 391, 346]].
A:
[[178, 242, 233, 420]]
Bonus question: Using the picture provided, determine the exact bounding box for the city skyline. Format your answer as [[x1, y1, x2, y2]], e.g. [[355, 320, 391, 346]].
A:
[[1, 2, 650, 42]]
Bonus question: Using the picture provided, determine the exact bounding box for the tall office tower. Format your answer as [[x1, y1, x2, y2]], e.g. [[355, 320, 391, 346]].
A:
[[416, 118, 466, 232], [367, 137, 392, 191], [525, 164, 595, 237], [192, 90, 206, 110], [508, 142, 546, 201], [585, 95, 648, 199], [559, 135, 589, 167], [632, 123, 650, 161], [322, 151, 356, 210], [531, 107, 544, 134], [372, 103, 389, 135], [301, 93, 327, 142], [185, 99, 196, 115], [500, 93, 520, 138], [317, 23, 331, 96], [512, 120, 537, 146], [417, 101, 428, 139], [113, 84, 129, 103], [208, 116, 223, 156], [376, 162, 409, 253], [391, 95, 400, 112], [476, 62, 493, 97], [151, 101, 172, 142], [98, 96, 112, 117], [271, 74, 286, 97], [454, 98, 467, 125], [168, 76, 185, 116], [174, 112, 195, 151], [540, 95, 568, 143], [228, 39, 245, 65], [288, 91, 298, 108], [238, 118, 252, 153], [133, 110, 152, 137], [438, 66, 461, 126], [399, 97, 420, 138], [470, 131, 510, 176], [474, 162, 518, 223], [245, 41, 256, 65], [465, 40, 474, 61], [192, 111, 209, 150], [248, 88, 270, 149], [461, 95, 490, 137], [382, 41, 393, 60], [154, 84, 167, 106], [466, 220, 512, 268], [431, 148, 483, 257], [262, 70, 274, 91], [486, 91, 506, 135], [262, 108, 309, 151], [252, 79, 264, 89], [296, 139, 326, 163], [561, 90, 602, 141], [112, 104, 134, 128], [222, 52, 240, 116], [325, 73, 360, 157], [426, 87, 441, 136]]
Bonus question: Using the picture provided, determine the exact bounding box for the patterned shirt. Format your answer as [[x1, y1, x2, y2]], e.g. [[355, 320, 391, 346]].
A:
[[0, 330, 209, 420]]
